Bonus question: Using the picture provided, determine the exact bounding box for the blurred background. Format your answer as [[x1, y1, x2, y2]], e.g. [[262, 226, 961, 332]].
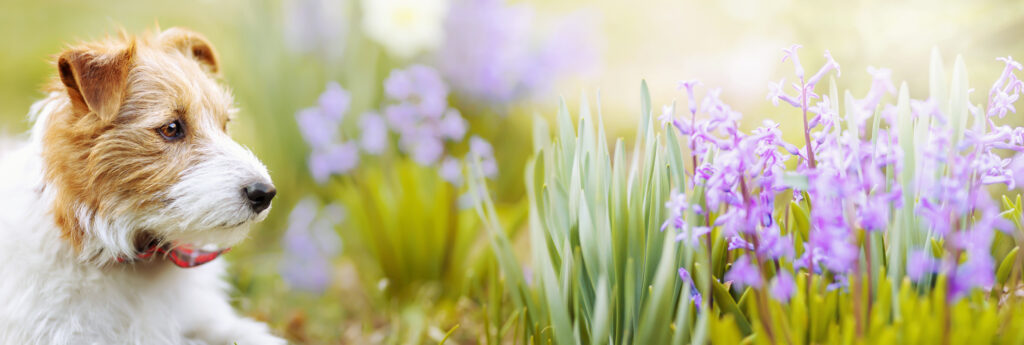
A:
[[2, 0, 1023, 343]]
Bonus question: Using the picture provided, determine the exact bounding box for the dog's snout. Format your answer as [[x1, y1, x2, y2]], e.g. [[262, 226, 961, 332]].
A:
[[244, 182, 276, 213]]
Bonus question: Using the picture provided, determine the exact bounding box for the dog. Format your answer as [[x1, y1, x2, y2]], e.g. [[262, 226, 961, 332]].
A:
[[0, 28, 286, 344]]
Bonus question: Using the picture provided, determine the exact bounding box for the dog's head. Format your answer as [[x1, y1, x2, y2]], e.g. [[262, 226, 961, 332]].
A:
[[40, 28, 274, 263]]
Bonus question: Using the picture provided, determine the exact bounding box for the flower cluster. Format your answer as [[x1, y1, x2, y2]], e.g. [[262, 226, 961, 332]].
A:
[[296, 81, 359, 183], [279, 198, 344, 292], [663, 46, 1024, 302], [296, 65, 498, 185], [384, 65, 466, 165], [438, 0, 597, 104]]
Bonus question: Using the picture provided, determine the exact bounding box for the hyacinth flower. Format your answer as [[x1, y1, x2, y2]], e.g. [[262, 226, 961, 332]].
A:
[[291, 65, 507, 341], [472, 46, 1024, 344], [279, 198, 344, 293], [438, 0, 597, 104], [295, 81, 359, 183], [296, 65, 498, 185]]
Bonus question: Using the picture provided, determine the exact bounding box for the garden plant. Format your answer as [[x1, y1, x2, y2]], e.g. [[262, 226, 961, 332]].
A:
[[470, 46, 1024, 344]]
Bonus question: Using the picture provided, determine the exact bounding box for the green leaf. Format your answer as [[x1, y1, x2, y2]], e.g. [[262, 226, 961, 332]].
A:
[[711, 279, 753, 335], [997, 247, 1020, 285], [791, 202, 811, 241]]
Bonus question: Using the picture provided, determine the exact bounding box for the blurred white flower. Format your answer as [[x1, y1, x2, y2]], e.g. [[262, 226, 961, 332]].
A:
[[361, 0, 448, 59]]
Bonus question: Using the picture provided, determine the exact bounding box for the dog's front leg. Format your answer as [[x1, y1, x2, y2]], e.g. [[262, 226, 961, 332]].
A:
[[180, 288, 287, 345], [173, 263, 287, 345]]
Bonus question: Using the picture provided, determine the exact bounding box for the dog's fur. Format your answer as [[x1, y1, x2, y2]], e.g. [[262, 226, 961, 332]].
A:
[[0, 28, 285, 344]]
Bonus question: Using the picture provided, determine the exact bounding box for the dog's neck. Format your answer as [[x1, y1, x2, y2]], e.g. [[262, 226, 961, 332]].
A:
[[8, 93, 148, 267]]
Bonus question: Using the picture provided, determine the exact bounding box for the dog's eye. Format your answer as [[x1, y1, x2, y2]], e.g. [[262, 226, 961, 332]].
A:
[[157, 120, 185, 141]]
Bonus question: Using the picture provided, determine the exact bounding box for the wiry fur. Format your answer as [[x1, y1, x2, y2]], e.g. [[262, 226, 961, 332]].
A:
[[0, 28, 285, 344]]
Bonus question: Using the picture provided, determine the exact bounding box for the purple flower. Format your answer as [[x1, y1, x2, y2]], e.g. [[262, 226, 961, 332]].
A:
[[438, 109, 468, 141], [727, 236, 754, 251], [407, 135, 445, 166], [309, 142, 360, 183], [678, 267, 703, 307], [658, 104, 676, 129], [781, 44, 804, 80], [385, 103, 420, 135], [674, 226, 711, 247], [438, 0, 597, 103], [385, 65, 449, 118], [279, 198, 344, 293], [662, 190, 703, 230], [806, 50, 841, 89], [469, 136, 499, 177], [382, 65, 468, 167], [677, 80, 701, 115], [296, 107, 338, 149], [296, 82, 361, 181], [906, 250, 936, 282], [770, 271, 795, 301], [282, 0, 347, 60], [989, 56, 1024, 119], [725, 255, 762, 290], [768, 78, 800, 107], [951, 254, 995, 299], [757, 228, 794, 260], [359, 112, 389, 154], [1011, 153, 1024, 188], [470, 136, 494, 157], [439, 156, 463, 185], [318, 81, 351, 121]]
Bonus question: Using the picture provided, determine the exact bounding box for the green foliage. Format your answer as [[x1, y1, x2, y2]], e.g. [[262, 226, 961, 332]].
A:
[[470, 75, 1024, 344], [472, 82, 705, 344]]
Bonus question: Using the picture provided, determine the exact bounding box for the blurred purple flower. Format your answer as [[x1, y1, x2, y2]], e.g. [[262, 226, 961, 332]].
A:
[[439, 156, 463, 185], [309, 142, 360, 183], [407, 135, 445, 166], [951, 254, 995, 299], [385, 103, 420, 135], [439, 109, 468, 141], [359, 112, 389, 154], [385, 64, 449, 118], [674, 226, 711, 248], [281, 0, 348, 60], [770, 271, 795, 302], [280, 198, 344, 293], [438, 0, 597, 104], [726, 255, 762, 290], [318, 81, 351, 121], [757, 228, 794, 260], [727, 236, 754, 251], [469, 136, 499, 177], [297, 82, 361, 182], [382, 65, 484, 171], [906, 250, 936, 282], [296, 107, 338, 149]]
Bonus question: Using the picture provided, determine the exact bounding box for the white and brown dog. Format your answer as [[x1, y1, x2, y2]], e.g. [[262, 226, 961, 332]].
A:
[[0, 28, 286, 344]]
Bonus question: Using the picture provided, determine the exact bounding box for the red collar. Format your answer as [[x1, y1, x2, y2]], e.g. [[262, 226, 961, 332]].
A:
[[117, 243, 230, 268]]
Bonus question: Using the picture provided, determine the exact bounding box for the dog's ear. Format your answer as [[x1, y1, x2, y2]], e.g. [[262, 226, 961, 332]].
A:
[[57, 41, 135, 121], [160, 28, 219, 74]]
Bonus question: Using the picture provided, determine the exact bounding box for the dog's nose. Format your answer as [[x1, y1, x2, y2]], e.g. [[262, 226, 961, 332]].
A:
[[244, 182, 276, 213]]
